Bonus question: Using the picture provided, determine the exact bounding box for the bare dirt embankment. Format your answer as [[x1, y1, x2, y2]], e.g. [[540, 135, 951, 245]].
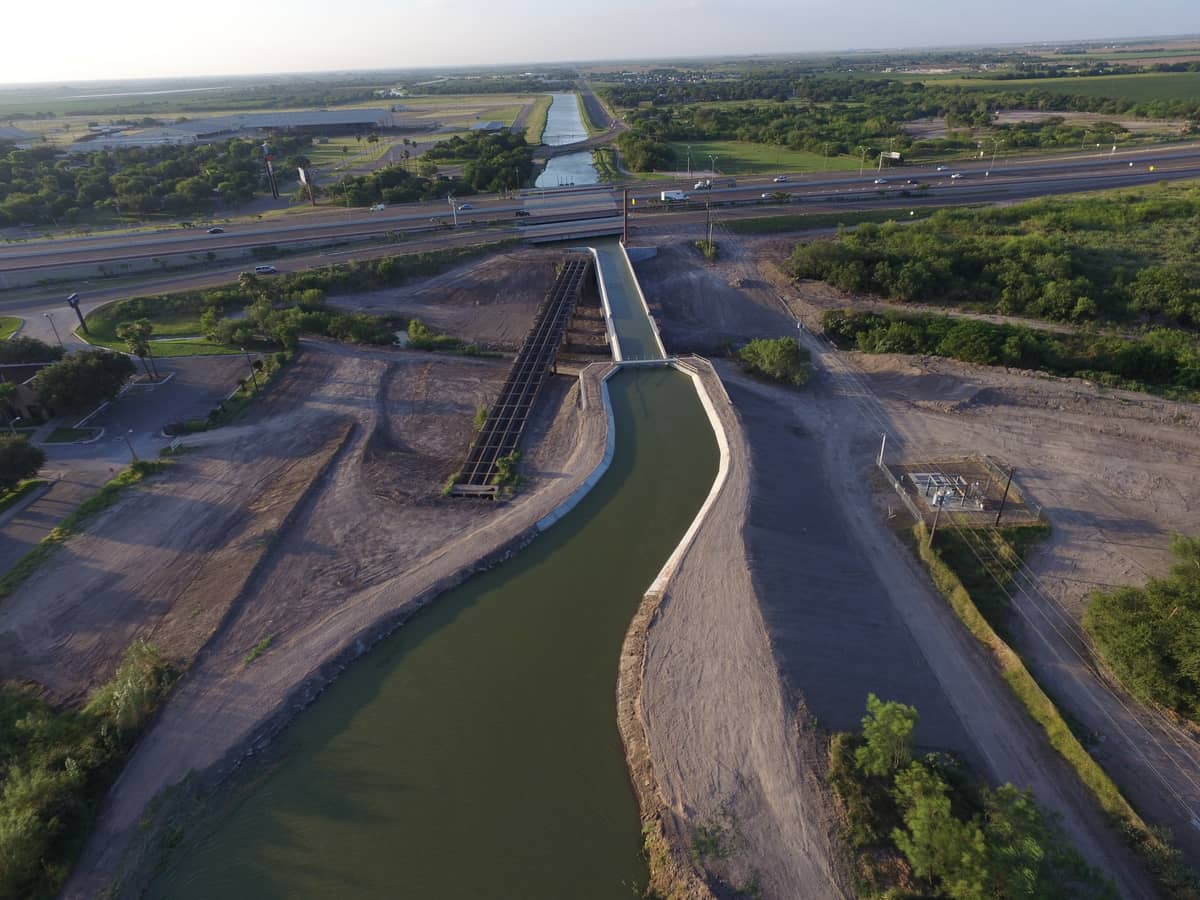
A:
[[328, 246, 559, 350], [57, 339, 612, 898], [632, 234, 1156, 896], [753, 228, 1200, 866], [627, 360, 851, 899]]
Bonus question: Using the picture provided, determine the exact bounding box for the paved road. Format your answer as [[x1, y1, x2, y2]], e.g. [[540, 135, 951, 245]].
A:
[[4, 143, 1199, 285], [0, 356, 247, 572]]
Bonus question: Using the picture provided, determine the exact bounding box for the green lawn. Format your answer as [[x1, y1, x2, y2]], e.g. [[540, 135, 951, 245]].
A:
[[0, 479, 46, 515], [84, 297, 243, 357], [727, 206, 942, 234], [948, 70, 1200, 102], [0, 318, 21, 340], [667, 140, 862, 175], [524, 95, 552, 144], [141, 339, 240, 357]]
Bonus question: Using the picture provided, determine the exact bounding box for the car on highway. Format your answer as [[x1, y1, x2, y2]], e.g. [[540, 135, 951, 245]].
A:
[[935, 165, 948, 172], [906, 178, 919, 185], [253, 265, 278, 275], [369, 203, 386, 211], [873, 177, 889, 184], [950, 172, 965, 179], [772, 175, 789, 183], [514, 210, 531, 217], [458, 203, 474, 211], [206, 227, 225, 234]]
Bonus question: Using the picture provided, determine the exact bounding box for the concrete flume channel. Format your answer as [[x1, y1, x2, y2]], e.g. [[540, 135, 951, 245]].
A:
[[152, 239, 729, 898]]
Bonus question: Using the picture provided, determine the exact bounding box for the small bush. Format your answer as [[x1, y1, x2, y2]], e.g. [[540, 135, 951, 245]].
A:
[[0, 437, 44, 493], [738, 337, 811, 386]]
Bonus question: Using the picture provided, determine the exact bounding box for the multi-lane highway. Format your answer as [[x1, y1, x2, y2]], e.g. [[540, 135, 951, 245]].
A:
[[3, 143, 1199, 284]]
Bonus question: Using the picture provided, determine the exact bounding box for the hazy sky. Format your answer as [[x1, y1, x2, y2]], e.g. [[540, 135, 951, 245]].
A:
[[4, 0, 1199, 83]]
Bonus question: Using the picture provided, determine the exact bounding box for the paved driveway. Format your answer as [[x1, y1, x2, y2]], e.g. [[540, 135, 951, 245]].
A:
[[0, 355, 249, 573]]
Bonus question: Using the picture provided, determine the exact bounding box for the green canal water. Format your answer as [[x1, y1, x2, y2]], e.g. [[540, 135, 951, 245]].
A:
[[154, 366, 718, 899]]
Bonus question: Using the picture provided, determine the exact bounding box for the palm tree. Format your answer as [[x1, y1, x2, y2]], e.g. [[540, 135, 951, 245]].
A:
[[116, 319, 159, 379]]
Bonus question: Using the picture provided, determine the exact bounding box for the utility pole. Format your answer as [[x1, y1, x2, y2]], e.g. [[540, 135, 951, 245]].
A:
[[686, 144, 692, 179], [622, 188, 629, 245], [994, 467, 1015, 526], [877, 432, 887, 467], [448, 194, 458, 228], [928, 499, 942, 546], [242, 347, 260, 391]]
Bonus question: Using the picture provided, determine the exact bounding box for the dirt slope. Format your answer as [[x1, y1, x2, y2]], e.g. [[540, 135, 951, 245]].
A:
[[60, 343, 610, 898]]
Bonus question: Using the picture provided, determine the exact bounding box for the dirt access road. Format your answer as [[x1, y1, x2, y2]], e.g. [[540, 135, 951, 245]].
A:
[[633, 233, 1156, 894], [746, 226, 1200, 866]]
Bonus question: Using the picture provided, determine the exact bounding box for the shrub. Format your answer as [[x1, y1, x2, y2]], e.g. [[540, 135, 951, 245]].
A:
[[0, 641, 177, 900], [738, 337, 811, 386], [0, 437, 45, 493], [0, 337, 63, 365], [31, 350, 135, 412]]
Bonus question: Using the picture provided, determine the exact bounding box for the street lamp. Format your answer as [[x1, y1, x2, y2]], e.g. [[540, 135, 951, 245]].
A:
[[123, 430, 139, 463], [43, 312, 64, 348], [708, 154, 719, 175], [686, 144, 692, 179], [8, 416, 21, 436]]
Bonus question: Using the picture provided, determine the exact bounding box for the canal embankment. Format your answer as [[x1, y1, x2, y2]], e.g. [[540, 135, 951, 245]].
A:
[[62, 355, 618, 899], [620, 357, 852, 899]]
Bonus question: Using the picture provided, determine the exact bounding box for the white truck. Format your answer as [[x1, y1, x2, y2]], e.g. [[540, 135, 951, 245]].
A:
[[661, 190, 689, 202], [693, 179, 712, 190]]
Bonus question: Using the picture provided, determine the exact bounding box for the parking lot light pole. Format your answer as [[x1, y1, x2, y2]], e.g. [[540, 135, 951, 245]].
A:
[[123, 430, 139, 463], [43, 313, 64, 348]]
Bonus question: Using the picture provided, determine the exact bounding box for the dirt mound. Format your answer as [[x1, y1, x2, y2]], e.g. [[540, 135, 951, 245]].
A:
[[632, 241, 792, 354], [327, 247, 560, 350]]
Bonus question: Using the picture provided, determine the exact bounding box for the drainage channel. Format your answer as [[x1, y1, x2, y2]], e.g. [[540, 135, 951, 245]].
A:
[[151, 242, 717, 899]]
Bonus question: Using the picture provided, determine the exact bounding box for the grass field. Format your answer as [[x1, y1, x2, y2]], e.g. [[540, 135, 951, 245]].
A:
[[0, 318, 21, 340], [0, 480, 46, 516], [576, 92, 603, 136], [84, 300, 241, 357], [668, 140, 862, 175], [524, 95, 552, 144], [727, 206, 941, 234], [948, 70, 1200, 101]]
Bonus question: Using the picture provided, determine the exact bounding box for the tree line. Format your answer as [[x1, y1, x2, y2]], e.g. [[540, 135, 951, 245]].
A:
[[0, 641, 177, 899], [830, 694, 1114, 897], [791, 192, 1200, 328], [822, 309, 1200, 396], [0, 132, 312, 226], [420, 131, 535, 193], [1084, 536, 1200, 722], [605, 74, 1200, 172]]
